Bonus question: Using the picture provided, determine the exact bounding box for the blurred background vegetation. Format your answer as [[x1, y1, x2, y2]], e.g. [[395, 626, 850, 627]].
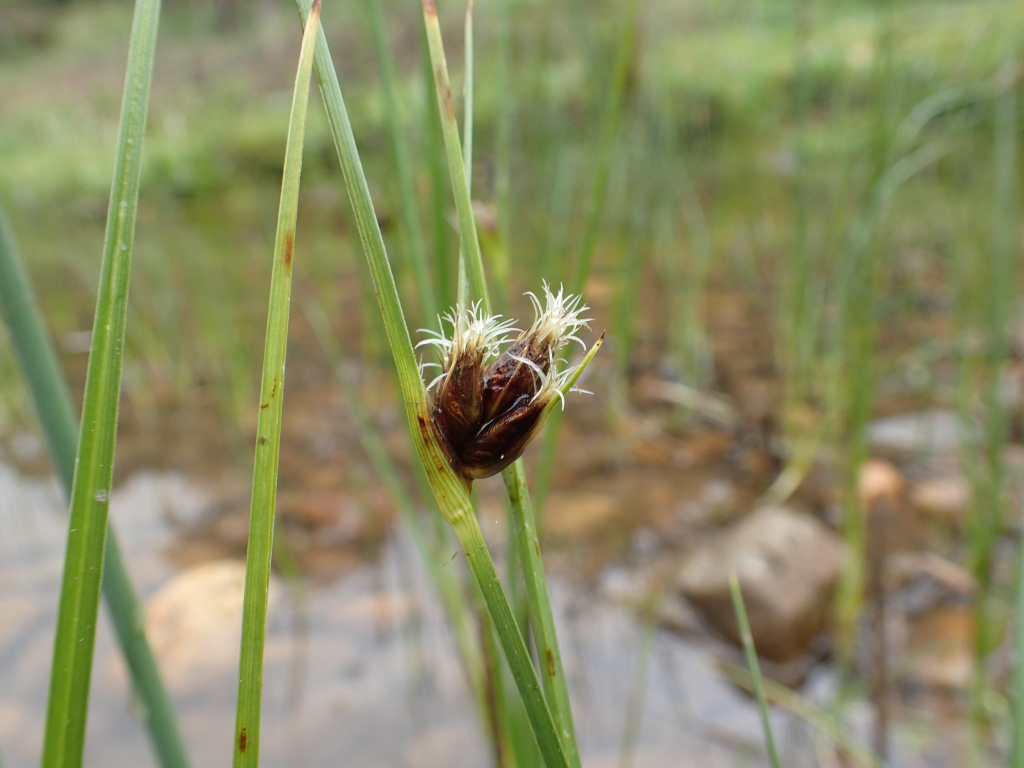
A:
[[0, 0, 1019, 425], [1, 0, 1022, 765], [1, 0, 1021, 431]]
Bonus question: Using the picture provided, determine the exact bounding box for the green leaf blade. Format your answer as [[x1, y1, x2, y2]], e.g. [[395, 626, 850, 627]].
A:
[[40, 1, 162, 765], [232, 4, 321, 767]]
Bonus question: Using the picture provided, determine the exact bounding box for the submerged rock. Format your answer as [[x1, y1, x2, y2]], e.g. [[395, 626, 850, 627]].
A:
[[866, 410, 965, 460], [143, 559, 280, 695], [858, 458, 930, 569], [910, 473, 970, 527], [544, 491, 622, 540], [902, 605, 975, 692], [675, 505, 846, 662], [858, 459, 907, 507]]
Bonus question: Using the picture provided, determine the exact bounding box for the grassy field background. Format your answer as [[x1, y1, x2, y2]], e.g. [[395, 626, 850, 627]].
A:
[[1, 0, 1022, 765]]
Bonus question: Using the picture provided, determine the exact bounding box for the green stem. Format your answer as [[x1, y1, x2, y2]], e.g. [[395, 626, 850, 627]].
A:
[[455, 511, 569, 768], [729, 576, 783, 768], [303, 301, 486, 716], [0, 209, 78, 483], [419, 4, 586, 763], [721, 664, 893, 768], [456, 0, 474, 307], [421, 0, 488, 308], [361, 0, 438, 323], [0, 209, 190, 768], [491, 0, 512, 298], [503, 463, 581, 767], [40, 1, 163, 765], [569, 0, 639, 292], [295, 2, 571, 763], [232, 4, 320, 766]]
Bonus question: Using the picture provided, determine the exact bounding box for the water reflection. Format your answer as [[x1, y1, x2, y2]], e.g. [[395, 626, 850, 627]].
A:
[[0, 463, 776, 767]]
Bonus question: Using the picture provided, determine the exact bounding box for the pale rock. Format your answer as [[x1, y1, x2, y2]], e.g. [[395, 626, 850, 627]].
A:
[[676, 505, 846, 661], [339, 591, 417, 627], [858, 458, 924, 558], [888, 552, 976, 610], [866, 410, 965, 460], [902, 606, 975, 691], [858, 459, 906, 506], [910, 474, 970, 526], [143, 560, 279, 694], [543, 491, 621, 540]]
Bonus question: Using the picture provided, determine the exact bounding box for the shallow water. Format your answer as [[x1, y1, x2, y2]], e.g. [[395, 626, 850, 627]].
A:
[[0, 461, 786, 768]]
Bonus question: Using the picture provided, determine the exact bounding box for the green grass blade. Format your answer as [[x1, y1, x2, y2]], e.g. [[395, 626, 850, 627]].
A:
[[617, 614, 656, 768], [491, 0, 512, 298], [421, 0, 488, 309], [419, 28, 457, 313], [0, 209, 78, 484], [455, 0, 474, 307], [303, 300, 486, 709], [721, 663, 893, 768], [462, 0, 474, 183], [457, 505, 569, 768], [987, 53, 1019, 752], [361, 0, 438, 324], [40, 1, 162, 765], [1010, 60, 1024, 749], [500, 334, 603, 766], [569, 0, 639, 292], [232, 4, 320, 765], [419, 3, 584, 762], [729, 575, 783, 768], [1014, 504, 1024, 767], [297, 0, 422, 403], [1, 209, 190, 768], [503, 463, 581, 767], [294, 1, 569, 762], [530, 330, 605, 513]]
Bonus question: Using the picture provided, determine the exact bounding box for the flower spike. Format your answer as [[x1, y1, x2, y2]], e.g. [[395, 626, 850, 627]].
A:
[[419, 284, 601, 481]]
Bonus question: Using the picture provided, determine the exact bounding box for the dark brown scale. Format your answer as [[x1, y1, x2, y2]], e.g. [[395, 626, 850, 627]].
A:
[[431, 347, 485, 451], [428, 321, 568, 482], [480, 333, 553, 424], [456, 394, 548, 480]]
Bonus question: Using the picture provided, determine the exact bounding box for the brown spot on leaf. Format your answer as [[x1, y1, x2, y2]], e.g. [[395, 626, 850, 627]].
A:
[[423, 0, 437, 18], [545, 648, 556, 676], [283, 231, 294, 271], [442, 85, 456, 122], [238, 728, 248, 753]]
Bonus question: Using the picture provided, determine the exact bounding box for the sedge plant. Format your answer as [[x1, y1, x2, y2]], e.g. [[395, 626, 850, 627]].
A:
[[0, 205, 189, 767], [353, 2, 573, 759], [421, 4, 592, 764], [34, 1, 177, 766], [293, 0, 601, 763], [232, 4, 321, 766], [956, 54, 1019, 748]]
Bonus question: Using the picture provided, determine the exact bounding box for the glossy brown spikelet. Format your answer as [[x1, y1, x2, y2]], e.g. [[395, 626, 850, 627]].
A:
[[418, 285, 591, 481]]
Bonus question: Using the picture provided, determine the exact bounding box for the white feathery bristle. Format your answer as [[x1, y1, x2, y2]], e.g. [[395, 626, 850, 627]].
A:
[[523, 281, 590, 351]]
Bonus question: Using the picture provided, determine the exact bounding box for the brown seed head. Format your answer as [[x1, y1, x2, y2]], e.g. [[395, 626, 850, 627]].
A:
[[419, 284, 592, 481]]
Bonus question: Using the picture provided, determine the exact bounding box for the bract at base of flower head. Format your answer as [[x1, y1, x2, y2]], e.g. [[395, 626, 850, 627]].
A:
[[419, 283, 599, 481]]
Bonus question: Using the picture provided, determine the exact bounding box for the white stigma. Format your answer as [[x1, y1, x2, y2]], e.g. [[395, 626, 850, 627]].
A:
[[417, 286, 593, 402], [417, 301, 519, 388], [523, 281, 590, 352]]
